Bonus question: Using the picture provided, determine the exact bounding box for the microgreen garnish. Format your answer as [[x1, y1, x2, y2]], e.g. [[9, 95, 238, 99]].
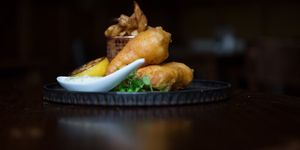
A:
[[113, 71, 162, 92]]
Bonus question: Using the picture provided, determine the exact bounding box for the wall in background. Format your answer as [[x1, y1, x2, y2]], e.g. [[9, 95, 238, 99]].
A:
[[1, 0, 300, 95]]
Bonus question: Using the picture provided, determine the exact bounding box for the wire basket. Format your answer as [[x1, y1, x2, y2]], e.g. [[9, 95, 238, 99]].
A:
[[106, 36, 135, 61]]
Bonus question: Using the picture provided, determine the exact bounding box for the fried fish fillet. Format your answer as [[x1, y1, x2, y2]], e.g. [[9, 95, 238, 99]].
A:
[[136, 62, 194, 90], [163, 62, 194, 89], [137, 65, 177, 91], [106, 27, 171, 74]]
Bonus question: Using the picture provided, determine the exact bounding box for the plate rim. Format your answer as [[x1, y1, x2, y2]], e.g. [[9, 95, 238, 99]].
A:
[[43, 79, 231, 95]]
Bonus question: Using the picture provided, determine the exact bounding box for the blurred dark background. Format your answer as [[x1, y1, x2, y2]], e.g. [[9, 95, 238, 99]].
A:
[[1, 0, 300, 96]]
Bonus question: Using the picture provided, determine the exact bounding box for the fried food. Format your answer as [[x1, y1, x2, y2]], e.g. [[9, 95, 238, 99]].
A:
[[71, 57, 109, 77], [136, 65, 177, 91], [163, 62, 194, 89], [103, 2, 194, 92], [106, 27, 171, 75], [136, 62, 194, 90], [133, 1, 148, 32], [104, 2, 148, 37], [104, 24, 123, 37]]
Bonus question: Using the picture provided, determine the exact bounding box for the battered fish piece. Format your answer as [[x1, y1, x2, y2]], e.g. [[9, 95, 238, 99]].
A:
[[137, 65, 177, 91], [106, 27, 171, 74], [163, 62, 194, 89], [136, 62, 194, 90]]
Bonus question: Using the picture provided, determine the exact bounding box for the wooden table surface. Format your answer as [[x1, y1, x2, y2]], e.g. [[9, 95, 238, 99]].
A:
[[1, 84, 300, 150]]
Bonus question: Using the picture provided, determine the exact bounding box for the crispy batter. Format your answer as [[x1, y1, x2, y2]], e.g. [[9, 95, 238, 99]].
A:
[[118, 14, 130, 27], [106, 27, 171, 74], [136, 65, 177, 90], [104, 2, 148, 37], [136, 62, 194, 90], [134, 1, 148, 32], [131, 29, 138, 36], [163, 62, 194, 89], [118, 14, 137, 30], [104, 24, 123, 37]]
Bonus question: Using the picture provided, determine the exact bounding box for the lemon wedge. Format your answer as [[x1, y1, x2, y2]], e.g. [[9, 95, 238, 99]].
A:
[[71, 57, 109, 77]]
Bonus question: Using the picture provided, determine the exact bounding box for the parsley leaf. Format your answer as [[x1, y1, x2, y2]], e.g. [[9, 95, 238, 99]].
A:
[[113, 71, 162, 92]]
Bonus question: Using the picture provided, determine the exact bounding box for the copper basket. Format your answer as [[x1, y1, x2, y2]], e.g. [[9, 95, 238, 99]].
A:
[[106, 36, 135, 61]]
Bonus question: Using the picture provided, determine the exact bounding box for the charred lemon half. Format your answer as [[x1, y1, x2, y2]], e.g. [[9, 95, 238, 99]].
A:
[[71, 57, 109, 77]]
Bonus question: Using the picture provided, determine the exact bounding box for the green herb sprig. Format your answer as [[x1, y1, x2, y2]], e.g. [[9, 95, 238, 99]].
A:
[[113, 72, 154, 92]]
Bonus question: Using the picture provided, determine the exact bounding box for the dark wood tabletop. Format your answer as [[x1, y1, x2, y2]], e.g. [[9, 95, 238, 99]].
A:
[[1, 84, 300, 150]]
